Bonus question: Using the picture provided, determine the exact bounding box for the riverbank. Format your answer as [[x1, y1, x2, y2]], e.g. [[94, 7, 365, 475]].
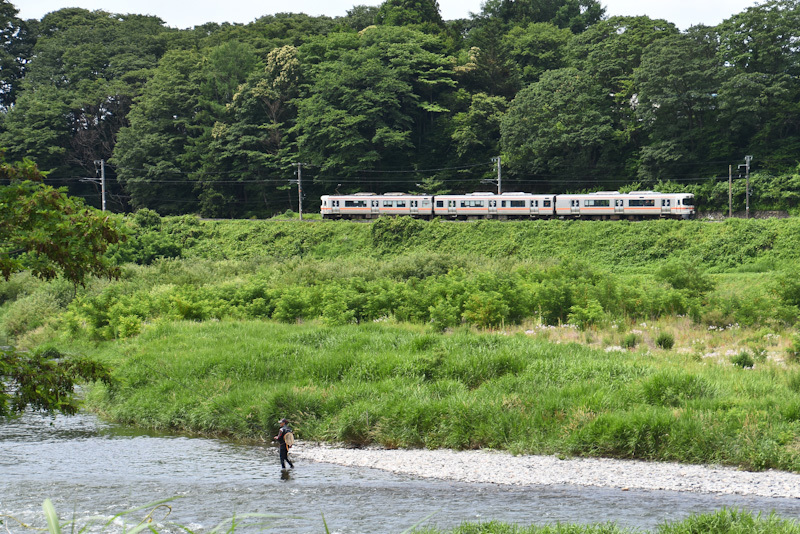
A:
[[293, 443, 800, 499]]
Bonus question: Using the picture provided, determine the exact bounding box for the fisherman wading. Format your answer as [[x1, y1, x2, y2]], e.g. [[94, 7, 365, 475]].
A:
[[273, 418, 294, 469]]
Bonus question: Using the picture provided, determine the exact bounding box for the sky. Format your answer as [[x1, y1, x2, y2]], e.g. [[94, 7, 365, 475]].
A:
[[17, 0, 760, 30]]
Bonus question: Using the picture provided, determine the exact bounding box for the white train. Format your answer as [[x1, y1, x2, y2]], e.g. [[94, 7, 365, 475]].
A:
[[320, 191, 695, 220]]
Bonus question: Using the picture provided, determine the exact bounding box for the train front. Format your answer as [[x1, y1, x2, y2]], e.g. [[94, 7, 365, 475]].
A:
[[676, 193, 696, 219]]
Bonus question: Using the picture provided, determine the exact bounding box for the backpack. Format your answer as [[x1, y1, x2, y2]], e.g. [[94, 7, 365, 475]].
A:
[[284, 430, 294, 448]]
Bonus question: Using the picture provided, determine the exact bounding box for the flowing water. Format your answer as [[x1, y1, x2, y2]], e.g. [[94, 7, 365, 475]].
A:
[[2, 412, 800, 533]]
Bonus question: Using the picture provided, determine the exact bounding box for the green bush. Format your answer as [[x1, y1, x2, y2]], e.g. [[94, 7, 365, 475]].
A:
[[731, 350, 755, 368], [622, 333, 639, 349], [655, 259, 715, 294], [655, 331, 675, 350], [787, 333, 800, 364], [567, 299, 605, 330]]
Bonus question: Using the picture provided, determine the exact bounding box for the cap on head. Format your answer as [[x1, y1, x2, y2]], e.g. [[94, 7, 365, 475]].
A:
[[279, 418, 288, 424]]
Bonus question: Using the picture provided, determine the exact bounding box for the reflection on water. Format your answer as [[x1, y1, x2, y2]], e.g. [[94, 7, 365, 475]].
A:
[[2, 412, 800, 533]]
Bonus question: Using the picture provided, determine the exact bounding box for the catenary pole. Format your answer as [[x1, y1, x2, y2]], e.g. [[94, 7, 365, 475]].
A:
[[492, 156, 502, 195], [745, 155, 752, 219]]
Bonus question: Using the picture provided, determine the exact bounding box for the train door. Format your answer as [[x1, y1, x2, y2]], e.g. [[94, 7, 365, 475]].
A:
[[571, 199, 580, 215], [371, 200, 380, 216], [448, 200, 457, 215], [331, 199, 341, 215], [661, 198, 671, 215], [489, 199, 497, 217], [530, 200, 539, 216], [614, 199, 624, 215], [410, 200, 419, 216]]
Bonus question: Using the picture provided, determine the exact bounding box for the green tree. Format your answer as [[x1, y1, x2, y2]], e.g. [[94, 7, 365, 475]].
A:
[[0, 0, 35, 109], [567, 16, 678, 98], [341, 5, 380, 31], [478, 0, 604, 33], [451, 92, 508, 162], [502, 22, 572, 86], [198, 45, 301, 217], [294, 26, 456, 184], [634, 32, 723, 181], [0, 149, 123, 286], [375, 0, 445, 30], [1, 346, 112, 417], [1, 8, 170, 204], [500, 68, 615, 188], [715, 1, 800, 170], [112, 49, 204, 213]]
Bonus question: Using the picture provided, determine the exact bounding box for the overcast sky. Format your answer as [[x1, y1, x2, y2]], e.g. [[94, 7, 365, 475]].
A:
[[17, 0, 760, 30]]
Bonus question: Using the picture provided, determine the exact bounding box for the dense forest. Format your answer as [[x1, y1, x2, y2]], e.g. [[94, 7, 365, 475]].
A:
[[2, 0, 800, 217]]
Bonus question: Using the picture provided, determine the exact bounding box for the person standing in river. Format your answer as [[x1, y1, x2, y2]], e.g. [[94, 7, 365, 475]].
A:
[[273, 418, 294, 469]]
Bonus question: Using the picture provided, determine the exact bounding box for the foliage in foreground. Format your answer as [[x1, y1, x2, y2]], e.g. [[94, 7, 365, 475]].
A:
[[85, 321, 800, 472], [0, 150, 124, 287], [27, 502, 800, 534], [0, 346, 112, 417]]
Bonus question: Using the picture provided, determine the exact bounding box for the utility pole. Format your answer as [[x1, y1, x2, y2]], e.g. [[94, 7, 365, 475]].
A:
[[739, 156, 753, 219], [728, 165, 732, 218], [83, 159, 106, 211], [491, 156, 502, 195], [292, 163, 306, 220]]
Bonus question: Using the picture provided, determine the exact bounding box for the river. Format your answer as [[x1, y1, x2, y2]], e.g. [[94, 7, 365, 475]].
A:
[[2, 412, 799, 533]]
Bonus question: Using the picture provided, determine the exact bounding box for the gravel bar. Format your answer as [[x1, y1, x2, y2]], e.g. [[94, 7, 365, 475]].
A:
[[293, 443, 800, 498]]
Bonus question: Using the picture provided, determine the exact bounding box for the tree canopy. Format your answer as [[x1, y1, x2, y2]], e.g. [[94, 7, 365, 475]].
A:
[[1, 0, 800, 214]]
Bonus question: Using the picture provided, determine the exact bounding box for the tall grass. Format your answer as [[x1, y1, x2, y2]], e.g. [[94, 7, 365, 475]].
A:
[[84, 320, 800, 472]]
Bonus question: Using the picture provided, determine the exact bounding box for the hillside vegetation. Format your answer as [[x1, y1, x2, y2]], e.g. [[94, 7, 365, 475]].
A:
[[3, 216, 800, 471]]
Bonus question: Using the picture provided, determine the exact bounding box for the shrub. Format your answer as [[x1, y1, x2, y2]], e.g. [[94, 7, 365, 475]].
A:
[[655, 259, 715, 294], [655, 331, 675, 350], [622, 333, 639, 349], [731, 350, 755, 368], [567, 299, 605, 330], [787, 333, 800, 364], [461, 291, 509, 328]]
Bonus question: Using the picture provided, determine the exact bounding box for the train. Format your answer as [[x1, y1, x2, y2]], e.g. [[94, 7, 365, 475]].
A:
[[320, 191, 695, 220]]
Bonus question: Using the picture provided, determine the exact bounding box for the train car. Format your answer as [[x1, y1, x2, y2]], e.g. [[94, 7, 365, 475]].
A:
[[320, 193, 433, 219], [555, 191, 695, 220], [322, 191, 694, 220], [432, 192, 556, 219]]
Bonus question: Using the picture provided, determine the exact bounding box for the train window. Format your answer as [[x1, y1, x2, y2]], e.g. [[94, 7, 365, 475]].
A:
[[616, 199, 623, 207], [683, 198, 694, 206], [584, 200, 610, 207], [501, 201, 507, 207], [383, 201, 393, 207], [543, 200, 551, 207], [662, 199, 671, 207], [509, 200, 525, 208], [345, 200, 367, 207], [333, 200, 340, 207], [372, 201, 379, 207], [396, 201, 407, 207], [422, 200, 431, 207], [436, 200, 444, 208], [460, 200, 484, 208], [411, 201, 418, 207], [629, 199, 656, 207], [448, 200, 456, 207]]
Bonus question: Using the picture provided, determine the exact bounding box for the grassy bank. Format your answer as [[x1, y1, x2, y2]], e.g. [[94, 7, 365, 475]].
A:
[[116, 215, 800, 273], [82, 320, 800, 472]]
